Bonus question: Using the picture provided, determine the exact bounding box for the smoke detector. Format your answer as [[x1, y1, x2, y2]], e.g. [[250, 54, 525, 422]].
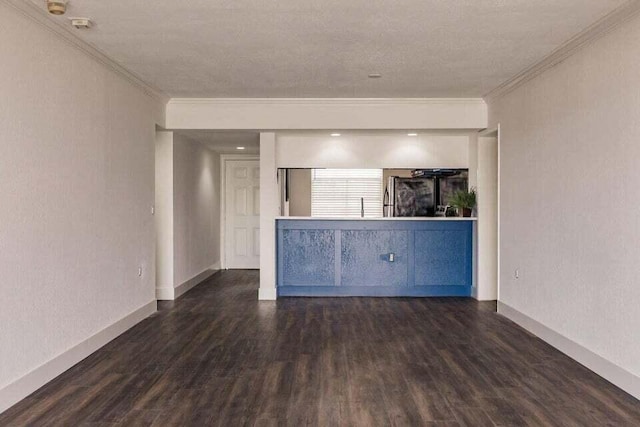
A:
[[46, 0, 67, 15], [69, 18, 92, 29]]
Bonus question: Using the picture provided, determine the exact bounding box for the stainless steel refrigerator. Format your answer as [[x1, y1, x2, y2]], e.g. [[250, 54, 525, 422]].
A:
[[383, 170, 468, 217], [384, 177, 436, 217]]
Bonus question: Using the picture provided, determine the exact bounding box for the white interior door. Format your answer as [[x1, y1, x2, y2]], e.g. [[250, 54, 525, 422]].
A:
[[225, 160, 260, 269]]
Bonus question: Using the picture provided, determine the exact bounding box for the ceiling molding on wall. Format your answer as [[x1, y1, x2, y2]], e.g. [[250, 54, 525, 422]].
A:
[[3, 0, 169, 104], [484, 0, 640, 102], [168, 98, 486, 106]]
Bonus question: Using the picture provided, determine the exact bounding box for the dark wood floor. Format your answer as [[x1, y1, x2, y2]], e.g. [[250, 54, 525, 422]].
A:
[[2, 270, 639, 426]]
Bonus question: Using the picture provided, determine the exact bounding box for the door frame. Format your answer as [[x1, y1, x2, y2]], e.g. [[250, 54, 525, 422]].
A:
[[220, 154, 260, 270]]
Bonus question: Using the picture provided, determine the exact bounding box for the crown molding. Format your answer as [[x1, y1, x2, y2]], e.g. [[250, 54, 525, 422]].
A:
[[484, 0, 640, 102], [168, 98, 486, 107], [2, 0, 169, 103]]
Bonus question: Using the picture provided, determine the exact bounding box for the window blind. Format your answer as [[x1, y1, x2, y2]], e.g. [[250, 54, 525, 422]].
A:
[[311, 169, 383, 218]]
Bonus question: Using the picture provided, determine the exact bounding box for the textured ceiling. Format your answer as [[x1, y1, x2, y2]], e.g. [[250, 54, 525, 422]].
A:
[[31, 0, 626, 97]]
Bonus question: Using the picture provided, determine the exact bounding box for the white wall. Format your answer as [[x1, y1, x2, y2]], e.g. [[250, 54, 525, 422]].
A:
[[259, 133, 278, 300], [0, 2, 164, 411], [288, 169, 312, 217], [166, 98, 487, 130], [155, 133, 221, 300], [476, 135, 498, 301], [155, 132, 174, 296], [172, 134, 221, 286], [276, 134, 470, 169], [488, 13, 640, 397]]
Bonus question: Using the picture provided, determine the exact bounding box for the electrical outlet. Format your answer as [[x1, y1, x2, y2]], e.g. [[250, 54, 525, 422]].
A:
[[514, 268, 520, 279]]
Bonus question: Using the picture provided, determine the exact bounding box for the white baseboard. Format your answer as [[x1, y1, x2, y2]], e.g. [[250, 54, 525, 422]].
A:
[[475, 293, 498, 302], [497, 301, 640, 400], [471, 287, 498, 302], [155, 286, 175, 300], [174, 264, 219, 299], [157, 261, 221, 301], [258, 287, 277, 300], [0, 300, 157, 414]]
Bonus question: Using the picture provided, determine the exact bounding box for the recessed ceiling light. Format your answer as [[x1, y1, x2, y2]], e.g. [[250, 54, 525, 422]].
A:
[[236, 146, 246, 150], [408, 133, 418, 137], [368, 73, 382, 79], [330, 133, 341, 137]]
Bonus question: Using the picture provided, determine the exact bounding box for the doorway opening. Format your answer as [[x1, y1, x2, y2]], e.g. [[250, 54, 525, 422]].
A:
[[154, 130, 260, 300], [222, 157, 260, 269]]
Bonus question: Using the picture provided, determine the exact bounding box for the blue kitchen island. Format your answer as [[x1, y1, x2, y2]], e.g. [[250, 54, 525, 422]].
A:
[[276, 217, 476, 297]]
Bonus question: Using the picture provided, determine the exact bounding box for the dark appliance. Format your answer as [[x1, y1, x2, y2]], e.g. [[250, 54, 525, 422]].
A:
[[384, 177, 435, 217], [383, 169, 468, 217]]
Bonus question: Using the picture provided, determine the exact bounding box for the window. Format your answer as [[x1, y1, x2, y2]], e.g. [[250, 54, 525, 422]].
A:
[[311, 169, 383, 218]]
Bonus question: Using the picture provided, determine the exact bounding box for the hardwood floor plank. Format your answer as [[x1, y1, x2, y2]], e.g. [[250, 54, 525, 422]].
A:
[[451, 406, 495, 427], [1, 270, 638, 426]]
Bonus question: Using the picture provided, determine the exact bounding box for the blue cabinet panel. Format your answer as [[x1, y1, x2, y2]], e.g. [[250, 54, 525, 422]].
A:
[[280, 229, 335, 286], [276, 219, 474, 297], [341, 230, 409, 287], [414, 229, 471, 287]]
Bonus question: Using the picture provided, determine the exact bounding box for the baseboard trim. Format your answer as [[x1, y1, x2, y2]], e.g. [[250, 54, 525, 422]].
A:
[[157, 262, 221, 301], [258, 287, 277, 301], [0, 300, 157, 414], [277, 285, 471, 298], [173, 264, 219, 300], [497, 301, 640, 400], [155, 287, 175, 300]]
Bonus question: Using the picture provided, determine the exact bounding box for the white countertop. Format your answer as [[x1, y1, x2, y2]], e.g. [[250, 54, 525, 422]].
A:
[[276, 216, 477, 221]]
